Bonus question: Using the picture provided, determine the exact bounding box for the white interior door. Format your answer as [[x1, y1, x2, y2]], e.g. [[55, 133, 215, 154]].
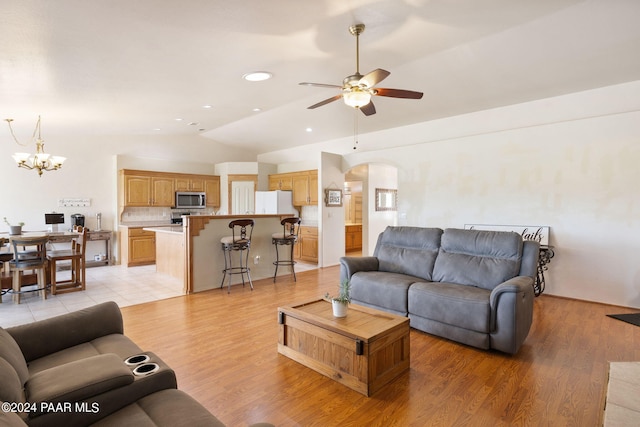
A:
[[231, 181, 255, 214]]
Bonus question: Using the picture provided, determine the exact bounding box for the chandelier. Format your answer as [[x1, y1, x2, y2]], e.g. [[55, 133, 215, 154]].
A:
[[5, 116, 66, 177]]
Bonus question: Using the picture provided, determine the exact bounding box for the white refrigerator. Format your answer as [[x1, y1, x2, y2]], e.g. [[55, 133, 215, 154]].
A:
[[254, 191, 297, 215]]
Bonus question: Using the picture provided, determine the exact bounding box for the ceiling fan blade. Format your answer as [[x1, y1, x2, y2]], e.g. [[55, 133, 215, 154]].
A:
[[299, 82, 343, 89], [374, 88, 423, 99], [359, 69, 390, 88], [307, 94, 343, 109], [360, 101, 376, 116]]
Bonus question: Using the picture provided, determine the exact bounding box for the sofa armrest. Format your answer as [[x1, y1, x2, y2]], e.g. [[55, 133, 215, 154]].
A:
[[26, 353, 133, 415], [339, 256, 379, 282], [7, 302, 124, 363], [489, 276, 534, 308], [489, 276, 535, 354]]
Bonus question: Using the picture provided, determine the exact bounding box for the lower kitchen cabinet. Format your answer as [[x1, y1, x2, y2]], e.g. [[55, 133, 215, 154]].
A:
[[120, 227, 156, 267], [296, 226, 318, 263]]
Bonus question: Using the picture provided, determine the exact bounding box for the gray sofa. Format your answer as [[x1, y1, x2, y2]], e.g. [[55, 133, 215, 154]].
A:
[[0, 302, 272, 427], [340, 227, 540, 354]]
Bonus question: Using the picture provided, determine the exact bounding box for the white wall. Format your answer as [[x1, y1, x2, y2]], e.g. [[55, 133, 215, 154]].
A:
[[319, 152, 345, 267], [342, 83, 640, 309], [366, 164, 398, 256]]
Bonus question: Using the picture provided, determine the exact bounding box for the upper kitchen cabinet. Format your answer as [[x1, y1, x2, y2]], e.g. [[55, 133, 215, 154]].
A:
[[175, 176, 205, 192], [120, 170, 220, 208], [204, 176, 221, 208], [291, 170, 318, 206], [121, 171, 174, 207], [268, 173, 293, 191], [269, 170, 317, 206]]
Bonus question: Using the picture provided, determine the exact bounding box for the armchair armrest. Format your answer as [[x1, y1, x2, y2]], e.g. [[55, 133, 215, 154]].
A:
[[25, 353, 133, 416], [339, 256, 379, 282], [7, 302, 124, 363]]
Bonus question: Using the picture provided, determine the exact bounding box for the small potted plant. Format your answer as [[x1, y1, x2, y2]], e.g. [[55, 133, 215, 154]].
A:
[[326, 279, 351, 318], [4, 217, 24, 235]]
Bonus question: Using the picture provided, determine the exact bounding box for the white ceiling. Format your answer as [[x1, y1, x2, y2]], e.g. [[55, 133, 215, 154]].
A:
[[2, 0, 640, 155]]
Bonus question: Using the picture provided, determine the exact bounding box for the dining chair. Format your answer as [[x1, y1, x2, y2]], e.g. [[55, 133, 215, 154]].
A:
[[9, 235, 49, 303], [47, 225, 87, 294]]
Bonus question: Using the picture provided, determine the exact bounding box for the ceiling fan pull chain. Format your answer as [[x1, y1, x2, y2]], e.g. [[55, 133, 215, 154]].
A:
[[353, 109, 359, 150]]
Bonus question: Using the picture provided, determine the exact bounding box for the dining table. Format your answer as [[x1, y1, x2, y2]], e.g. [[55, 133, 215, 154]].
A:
[[0, 231, 80, 293]]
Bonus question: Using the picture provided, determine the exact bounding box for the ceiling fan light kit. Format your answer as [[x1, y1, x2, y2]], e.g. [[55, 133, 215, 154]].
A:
[[300, 23, 423, 116]]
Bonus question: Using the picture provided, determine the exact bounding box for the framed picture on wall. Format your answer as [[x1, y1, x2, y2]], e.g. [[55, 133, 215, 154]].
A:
[[375, 188, 397, 211], [324, 189, 343, 207]]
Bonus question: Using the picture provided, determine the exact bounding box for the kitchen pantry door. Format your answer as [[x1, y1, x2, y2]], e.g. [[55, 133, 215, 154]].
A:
[[231, 181, 255, 214]]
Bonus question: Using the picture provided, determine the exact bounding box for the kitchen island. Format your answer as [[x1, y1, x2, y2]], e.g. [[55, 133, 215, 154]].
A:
[[143, 215, 291, 293], [186, 215, 285, 293], [142, 225, 185, 283]]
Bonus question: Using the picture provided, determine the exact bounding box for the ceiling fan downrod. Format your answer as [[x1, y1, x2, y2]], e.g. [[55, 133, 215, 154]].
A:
[[349, 24, 365, 76]]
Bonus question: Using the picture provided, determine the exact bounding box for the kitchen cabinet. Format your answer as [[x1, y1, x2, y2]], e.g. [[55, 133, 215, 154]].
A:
[[204, 176, 221, 208], [269, 174, 293, 191], [269, 170, 317, 206], [120, 170, 220, 208], [120, 227, 156, 267], [175, 176, 204, 192], [345, 225, 362, 251], [296, 226, 318, 263], [151, 176, 175, 206]]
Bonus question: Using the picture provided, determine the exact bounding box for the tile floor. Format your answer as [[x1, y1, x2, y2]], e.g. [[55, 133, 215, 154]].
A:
[[0, 261, 318, 328], [0, 265, 183, 327]]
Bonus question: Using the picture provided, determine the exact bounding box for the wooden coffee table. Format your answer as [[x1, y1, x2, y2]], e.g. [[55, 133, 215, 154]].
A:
[[277, 298, 410, 396]]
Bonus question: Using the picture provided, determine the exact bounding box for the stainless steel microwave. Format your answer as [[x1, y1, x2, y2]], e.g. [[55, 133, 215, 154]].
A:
[[175, 192, 206, 209]]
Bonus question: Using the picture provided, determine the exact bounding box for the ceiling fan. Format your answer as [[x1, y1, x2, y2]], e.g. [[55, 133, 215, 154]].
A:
[[300, 23, 423, 116]]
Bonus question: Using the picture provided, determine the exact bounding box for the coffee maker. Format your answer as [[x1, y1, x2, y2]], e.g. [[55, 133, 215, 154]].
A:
[[70, 214, 85, 228]]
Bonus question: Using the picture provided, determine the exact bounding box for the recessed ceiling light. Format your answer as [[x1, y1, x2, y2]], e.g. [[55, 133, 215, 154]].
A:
[[305, 127, 313, 132], [175, 118, 183, 121], [252, 108, 262, 112], [202, 105, 212, 109], [242, 71, 273, 82]]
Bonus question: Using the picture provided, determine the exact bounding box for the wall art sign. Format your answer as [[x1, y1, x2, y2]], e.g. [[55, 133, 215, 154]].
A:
[[464, 224, 550, 246], [324, 189, 343, 207]]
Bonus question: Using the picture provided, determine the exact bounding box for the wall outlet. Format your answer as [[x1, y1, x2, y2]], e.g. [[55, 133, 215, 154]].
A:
[[254, 255, 260, 265]]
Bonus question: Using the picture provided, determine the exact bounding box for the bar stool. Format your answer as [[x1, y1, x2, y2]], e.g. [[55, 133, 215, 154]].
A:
[[272, 217, 301, 283], [9, 235, 49, 304], [220, 219, 254, 293]]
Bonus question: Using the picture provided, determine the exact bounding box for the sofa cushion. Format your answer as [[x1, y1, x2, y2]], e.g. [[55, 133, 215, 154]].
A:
[[351, 271, 419, 315], [408, 281, 492, 333], [432, 228, 523, 291], [373, 227, 443, 281], [0, 357, 25, 405], [0, 328, 29, 385], [26, 334, 143, 376], [90, 389, 226, 427]]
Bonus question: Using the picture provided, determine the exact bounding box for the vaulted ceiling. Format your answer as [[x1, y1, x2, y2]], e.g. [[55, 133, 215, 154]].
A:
[[2, 0, 640, 155]]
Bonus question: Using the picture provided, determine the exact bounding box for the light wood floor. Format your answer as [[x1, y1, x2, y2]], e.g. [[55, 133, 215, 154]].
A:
[[120, 266, 640, 427]]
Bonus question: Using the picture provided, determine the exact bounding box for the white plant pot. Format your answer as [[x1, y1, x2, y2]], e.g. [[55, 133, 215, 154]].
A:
[[332, 300, 348, 318], [9, 226, 22, 235]]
